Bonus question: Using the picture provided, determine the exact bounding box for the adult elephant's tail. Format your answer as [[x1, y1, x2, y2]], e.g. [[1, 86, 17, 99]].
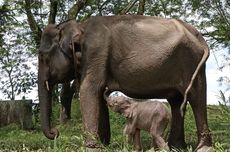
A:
[[180, 45, 209, 116]]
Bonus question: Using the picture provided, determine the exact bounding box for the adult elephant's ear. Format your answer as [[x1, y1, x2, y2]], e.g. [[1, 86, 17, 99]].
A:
[[72, 31, 82, 44], [71, 26, 83, 81], [71, 26, 84, 53]]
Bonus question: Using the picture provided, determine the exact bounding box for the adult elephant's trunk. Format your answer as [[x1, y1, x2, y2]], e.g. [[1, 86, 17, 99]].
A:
[[38, 57, 59, 139]]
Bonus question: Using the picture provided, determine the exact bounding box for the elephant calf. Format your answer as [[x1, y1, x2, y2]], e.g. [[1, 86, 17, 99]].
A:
[[105, 94, 171, 151]]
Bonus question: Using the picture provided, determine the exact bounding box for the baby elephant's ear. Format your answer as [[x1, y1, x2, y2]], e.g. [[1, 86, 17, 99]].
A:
[[123, 108, 132, 118], [126, 99, 132, 104]]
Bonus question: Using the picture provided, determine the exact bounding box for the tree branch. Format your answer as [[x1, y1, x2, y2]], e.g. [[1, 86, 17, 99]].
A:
[[48, 0, 58, 24], [137, 0, 145, 15], [97, 0, 111, 16], [214, 0, 230, 26], [24, 0, 42, 47], [120, 0, 138, 15], [67, 0, 88, 20], [160, 0, 167, 17]]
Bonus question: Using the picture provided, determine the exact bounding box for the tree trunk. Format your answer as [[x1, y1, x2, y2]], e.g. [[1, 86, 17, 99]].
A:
[[67, 0, 88, 19], [48, 0, 58, 24], [24, 0, 42, 47], [120, 0, 138, 15], [137, 0, 145, 15]]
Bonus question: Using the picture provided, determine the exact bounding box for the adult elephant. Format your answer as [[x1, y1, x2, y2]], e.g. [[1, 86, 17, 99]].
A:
[[38, 16, 212, 151], [38, 22, 81, 139]]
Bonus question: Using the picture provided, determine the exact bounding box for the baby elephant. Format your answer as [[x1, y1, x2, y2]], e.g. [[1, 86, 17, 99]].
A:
[[105, 93, 171, 152]]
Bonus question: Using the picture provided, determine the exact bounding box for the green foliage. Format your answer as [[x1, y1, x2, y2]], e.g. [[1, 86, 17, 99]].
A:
[[1, 0, 229, 100], [0, 0, 36, 100], [208, 92, 230, 150], [184, 104, 197, 147], [210, 90, 230, 149], [194, 0, 230, 48]]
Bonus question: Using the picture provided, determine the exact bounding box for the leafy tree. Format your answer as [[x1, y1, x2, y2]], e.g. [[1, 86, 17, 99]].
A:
[[0, 1, 36, 100], [0, 0, 229, 101], [192, 0, 230, 97]]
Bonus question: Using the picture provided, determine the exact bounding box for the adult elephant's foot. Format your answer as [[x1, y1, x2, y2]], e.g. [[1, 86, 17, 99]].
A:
[[196, 146, 214, 152], [86, 147, 102, 152], [86, 148, 101, 152], [195, 131, 213, 152], [85, 141, 102, 152]]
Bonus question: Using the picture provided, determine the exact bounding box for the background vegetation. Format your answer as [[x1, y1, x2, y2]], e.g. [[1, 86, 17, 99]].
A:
[[0, 0, 229, 101]]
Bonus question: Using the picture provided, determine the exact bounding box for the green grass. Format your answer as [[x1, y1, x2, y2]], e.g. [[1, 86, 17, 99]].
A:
[[0, 100, 229, 151]]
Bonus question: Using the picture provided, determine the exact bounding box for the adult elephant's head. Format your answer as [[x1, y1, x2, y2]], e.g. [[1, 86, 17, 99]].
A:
[[38, 20, 83, 139]]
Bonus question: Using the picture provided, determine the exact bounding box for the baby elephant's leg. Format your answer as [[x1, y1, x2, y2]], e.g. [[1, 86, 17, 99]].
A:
[[151, 138, 158, 149], [153, 134, 169, 151], [150, 125, 169, 151], [133, 129, 142, 152], [124, 125, 134, 144], [127, 133, 134, 144]]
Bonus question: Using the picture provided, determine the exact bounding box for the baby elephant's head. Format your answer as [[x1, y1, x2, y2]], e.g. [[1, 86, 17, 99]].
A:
[[106, 96, 131, 114]]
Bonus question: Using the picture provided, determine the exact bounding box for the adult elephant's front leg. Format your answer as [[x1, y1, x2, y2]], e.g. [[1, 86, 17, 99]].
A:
[[80, 77, 110, 147]]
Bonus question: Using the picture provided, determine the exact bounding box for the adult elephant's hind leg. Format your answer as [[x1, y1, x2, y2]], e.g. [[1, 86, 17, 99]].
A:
[[167, 94, 187, 150], [80, 77, 110, 148], [98, 95, 111, 145], [60, 82, 74, 124], [189, 70, 212, 152]]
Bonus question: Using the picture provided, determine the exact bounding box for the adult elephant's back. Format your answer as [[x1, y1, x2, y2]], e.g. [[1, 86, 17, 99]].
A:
[[106, 17, 206, 98]]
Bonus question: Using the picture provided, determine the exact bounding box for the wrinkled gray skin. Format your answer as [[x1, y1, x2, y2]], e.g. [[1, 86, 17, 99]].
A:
[[38, 15, 212, 151], [105, 94, 171, 152]]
